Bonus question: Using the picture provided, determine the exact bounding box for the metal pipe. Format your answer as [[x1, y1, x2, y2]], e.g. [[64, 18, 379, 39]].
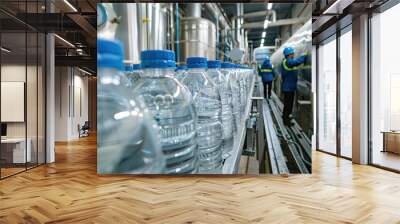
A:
[[204, 3, 230, 29], [186, 3, 201, 17], [175, 3, 180, 62], [243, 17, 309, 29], [204, 3, 237, 47], [215, 16, 219, 58], [234, 10, 277, 22], [236, 3, 240, 46], [271, 10, 276, 22], [169, 4, 174, 51]]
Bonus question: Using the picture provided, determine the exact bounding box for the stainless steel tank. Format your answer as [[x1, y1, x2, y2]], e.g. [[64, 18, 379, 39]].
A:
[[113, 3, 168, 63], [179, 17, 216, 64]]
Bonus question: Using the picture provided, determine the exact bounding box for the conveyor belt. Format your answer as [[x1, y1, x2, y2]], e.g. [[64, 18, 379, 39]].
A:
[[263, 99, 289, 174], [272, 93, 312, 161], [221, 74, 311, 174], [262, 92, 311, 174]]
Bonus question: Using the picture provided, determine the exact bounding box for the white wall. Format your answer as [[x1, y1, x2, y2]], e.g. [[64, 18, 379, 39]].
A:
[[1, 64, 46, 164], [55, 66, 89, 141], [1, 65, 39, 137]]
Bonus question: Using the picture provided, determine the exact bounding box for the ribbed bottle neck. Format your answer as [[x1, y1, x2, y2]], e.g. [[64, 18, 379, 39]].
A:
[[141, 68, 175, 77]]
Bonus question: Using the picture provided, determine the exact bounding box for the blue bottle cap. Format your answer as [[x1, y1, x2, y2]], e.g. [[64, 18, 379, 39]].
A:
[[186, 57, 207, 68], [207, 60, 221, 68], [132, 63, 141, 70], [176, 65, 187, 71], [97, 38, 124, 70], [221, 62, 232, 68], [141, 50, 176, 69], [125, 64, 133, 72]]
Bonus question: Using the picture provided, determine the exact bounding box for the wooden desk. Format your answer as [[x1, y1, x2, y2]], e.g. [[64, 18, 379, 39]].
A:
[[382, 131, 400, 154], [1, 138, 31, 163]]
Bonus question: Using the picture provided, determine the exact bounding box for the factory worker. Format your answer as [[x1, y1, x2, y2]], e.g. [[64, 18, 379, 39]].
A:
[[281, 47, 308, 126], [258, 57, 275, 99]]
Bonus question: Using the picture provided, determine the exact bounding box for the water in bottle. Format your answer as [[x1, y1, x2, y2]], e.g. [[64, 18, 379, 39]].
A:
[[221, 63, 240, 131], [132, 50, 198, 174], [175, 65, 187, 81], [97, 38, 164, 174], [181, 57, 223, 173], [125, 63, 142, 86], [234, 64, 247, 116], [207, 60, 234, 158]]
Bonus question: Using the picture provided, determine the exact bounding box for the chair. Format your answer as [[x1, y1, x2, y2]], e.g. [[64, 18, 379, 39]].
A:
[[79, 121, 90, 138]]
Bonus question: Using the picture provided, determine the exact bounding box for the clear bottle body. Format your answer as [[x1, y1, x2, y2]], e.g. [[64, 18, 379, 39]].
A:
[[175, 69, 187, 82], [132, 68, 198, 174], [235, 68, 247, 116], [97, 67, 164, 174], [125, 70, 142, 86], [222, 68, 241, 131], [207, 68, 234, 140], [181, 68, 223, 173]]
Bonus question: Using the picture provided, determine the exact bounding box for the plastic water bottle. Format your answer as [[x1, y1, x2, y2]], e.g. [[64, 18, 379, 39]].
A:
[[132, 50, 198, 174], [240, 66, 248, 93], [207, 60, 233, 139], [221, 63, 240, 132], [125, 63, 142, 86], [244, 66, 253, 93], [97, 38, 164, 174], [234, 64, 247, 116], [207, 60, 234, 158], [181, 57, 223, 173], [175, 65, 187, 81]]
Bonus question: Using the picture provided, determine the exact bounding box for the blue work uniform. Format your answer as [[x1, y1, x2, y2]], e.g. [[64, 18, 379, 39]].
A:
[[259, 60, 275, 83], [281, 55, 307, 92], [281, 54, 307, 125], [259, 60, 275, 99]]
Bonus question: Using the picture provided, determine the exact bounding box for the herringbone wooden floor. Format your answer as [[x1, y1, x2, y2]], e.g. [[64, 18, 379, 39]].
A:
[[1, 135, 400, 224]]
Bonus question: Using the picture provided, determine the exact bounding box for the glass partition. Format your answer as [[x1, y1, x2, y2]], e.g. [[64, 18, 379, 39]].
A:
[[317, 36, 337, 154], [1, 31, 28, 177], [38, 32, 46, 165], [339, 28, 352, 158], [0, 1, 46, 179], [370, 3, 400, 171], [27, 31, 38, 169]]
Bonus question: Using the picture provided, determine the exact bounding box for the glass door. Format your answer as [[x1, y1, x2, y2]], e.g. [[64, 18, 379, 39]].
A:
[[317, 35, 337, 154], [1, 30, 28, 177], [339, 27, 352, 158], [370, 3, 400, 172], [0, 0, 47, 179]]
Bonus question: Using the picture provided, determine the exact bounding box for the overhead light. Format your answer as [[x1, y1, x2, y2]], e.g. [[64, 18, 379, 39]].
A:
[[263, 20, 270, 29], [78, 67, 92, 76], [262, 31, 266, 38], [267, 3, 273, 10], [76, 48, 83, 55], [63, 0, 78, 12], [1, 47, 11, 53], [54, 34, 75, 48]]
